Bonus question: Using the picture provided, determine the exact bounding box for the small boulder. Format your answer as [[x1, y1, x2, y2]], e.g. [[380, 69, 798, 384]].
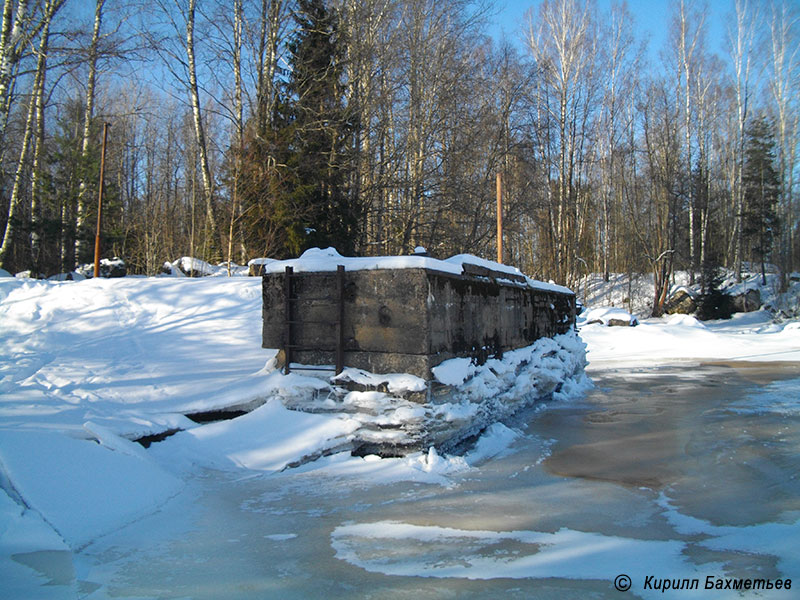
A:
[[248, 258, 277, 276], [731, 288, 761, 313], [665, 288, 697, 315], [582, 306, 638, 327], [76, 258, 127, 278]]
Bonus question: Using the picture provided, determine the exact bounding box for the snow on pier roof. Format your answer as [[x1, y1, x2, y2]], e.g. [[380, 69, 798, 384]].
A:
[[262, 247, 574, 295]]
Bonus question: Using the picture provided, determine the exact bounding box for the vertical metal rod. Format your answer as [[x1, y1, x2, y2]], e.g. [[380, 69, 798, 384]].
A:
[[93, 122, 109, 278], [283, 266, 293, 375], [496, 171, 503, 264], [336, 265, 345, 375]]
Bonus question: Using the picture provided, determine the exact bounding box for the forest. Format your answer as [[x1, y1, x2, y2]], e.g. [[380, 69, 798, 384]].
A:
[[0, 0, 797, 316]]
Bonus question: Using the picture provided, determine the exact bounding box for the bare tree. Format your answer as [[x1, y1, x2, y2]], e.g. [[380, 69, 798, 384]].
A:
[[727, 0, 759, 279], [597, 0, 638, 281], [768, 0, 800, 273], [0, 0, 43, 154], [671, 0, 706, 282], [72, 0, 106, 265], [525, 0, 598, 284]]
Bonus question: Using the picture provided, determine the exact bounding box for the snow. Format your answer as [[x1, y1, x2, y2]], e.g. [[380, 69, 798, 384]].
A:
[[263, 247, 573, 294], [666, 314, 706, 328], [149, 398, 360, 473], [0, 272, 584, 550], [1, 261, 799, 595], [580, 309, 800, 369], [332, 368, 427, 393], [0, 429, 182, 549], [431, 357, 476, 386], [163, 256, 250, 277]]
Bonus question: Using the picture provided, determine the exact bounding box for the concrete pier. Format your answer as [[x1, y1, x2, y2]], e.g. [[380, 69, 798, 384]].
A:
[[262, 258, 575, 378]]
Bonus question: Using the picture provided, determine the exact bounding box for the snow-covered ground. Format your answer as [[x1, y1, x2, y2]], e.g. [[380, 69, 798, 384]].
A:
[[1, 260, 799, 598], [580, 310, 800, 369]]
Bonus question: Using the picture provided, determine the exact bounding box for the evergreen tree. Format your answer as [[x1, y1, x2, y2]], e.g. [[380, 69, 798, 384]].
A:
[[282, 0, 358, 256], [742, 114, 781, 285], [696, 259, 734, 321], [237, 0, 358, 259]]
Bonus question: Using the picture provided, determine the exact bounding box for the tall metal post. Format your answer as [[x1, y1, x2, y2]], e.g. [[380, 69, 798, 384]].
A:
[[93, 122, 109, 279], [496, 171, 503, 264]]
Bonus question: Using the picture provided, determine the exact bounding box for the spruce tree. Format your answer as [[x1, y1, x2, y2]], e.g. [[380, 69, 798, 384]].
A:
[[742, 114, 780, 285], [236, 0, 358, 260], [696, 260, 734, 321], [282, 0, 358, 256]]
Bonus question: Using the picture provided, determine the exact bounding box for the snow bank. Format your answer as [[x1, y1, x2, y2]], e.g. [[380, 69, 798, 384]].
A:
[[425, 332, 591, 445], [0, 276, 268, 438], [163, 257, 249, 277], [150, 399, 360, 473]]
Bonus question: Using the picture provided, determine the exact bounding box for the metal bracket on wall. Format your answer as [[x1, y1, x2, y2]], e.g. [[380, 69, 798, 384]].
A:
[[283, 264, 345, 376]]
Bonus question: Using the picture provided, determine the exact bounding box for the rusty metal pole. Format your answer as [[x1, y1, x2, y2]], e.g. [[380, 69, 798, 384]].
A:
[[93, 122, 109, 279], [496, 171, 503, 264]]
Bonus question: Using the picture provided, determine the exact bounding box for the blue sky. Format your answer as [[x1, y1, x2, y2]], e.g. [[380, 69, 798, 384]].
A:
[[488, 0, 732, 66]]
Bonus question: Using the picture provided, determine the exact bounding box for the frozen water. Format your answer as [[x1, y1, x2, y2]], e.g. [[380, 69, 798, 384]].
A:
[[3, 366, 796, 599]]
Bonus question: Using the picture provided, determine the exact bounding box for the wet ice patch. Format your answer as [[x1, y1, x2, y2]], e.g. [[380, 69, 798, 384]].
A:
[[657, 491, 800, 577], [331, 521, 691, 582], [264, 533, 297, 541], [727, 378, 800, 416]]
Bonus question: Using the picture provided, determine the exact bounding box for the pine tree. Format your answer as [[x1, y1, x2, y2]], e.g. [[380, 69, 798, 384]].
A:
[[742, 114, 781, 285]]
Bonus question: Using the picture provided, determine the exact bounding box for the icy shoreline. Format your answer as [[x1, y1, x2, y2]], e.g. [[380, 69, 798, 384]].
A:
[[1, 271, 799, 582]]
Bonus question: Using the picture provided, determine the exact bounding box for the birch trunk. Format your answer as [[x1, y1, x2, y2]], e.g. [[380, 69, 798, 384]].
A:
[[186, 0, 220, 260], [0, 0, 35, 152], [227, 0, 243, 274], [74, 0, 105, 265], [729, 0, 756, 280], [30, 0, 61, 272]]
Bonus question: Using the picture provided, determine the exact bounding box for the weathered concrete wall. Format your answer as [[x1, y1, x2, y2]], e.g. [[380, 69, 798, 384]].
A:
[[262, 267, 575, 378]]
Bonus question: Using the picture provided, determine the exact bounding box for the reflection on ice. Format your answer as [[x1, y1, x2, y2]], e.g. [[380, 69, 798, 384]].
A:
[[331, 521, 691, 581]]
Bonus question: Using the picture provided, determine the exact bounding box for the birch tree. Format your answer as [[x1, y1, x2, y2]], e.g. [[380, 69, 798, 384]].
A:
[[73, 0, 105, 265], [672, 0, 706, 282], [768, 0, 800, 272], [525, 0, 597, 284], [0, 0, 42, 154], [0, 0, 61, 272], [597, 0, 637, 281], [727, 0, 759, 278]]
